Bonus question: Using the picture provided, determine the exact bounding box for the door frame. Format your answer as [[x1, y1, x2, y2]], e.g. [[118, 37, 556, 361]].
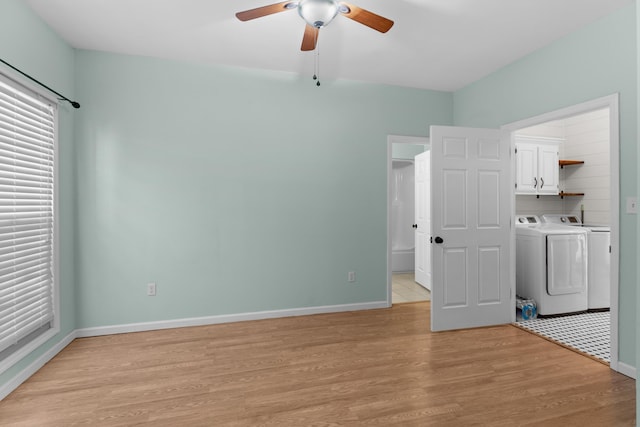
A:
[[502, 93, 621, 374], [386, 135, 429, 306]]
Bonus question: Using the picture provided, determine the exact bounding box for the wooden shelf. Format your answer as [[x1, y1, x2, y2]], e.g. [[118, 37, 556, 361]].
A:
[[559, 191, 584, 198], [558, 160, 584, 197], [559, 160, 584, 168]]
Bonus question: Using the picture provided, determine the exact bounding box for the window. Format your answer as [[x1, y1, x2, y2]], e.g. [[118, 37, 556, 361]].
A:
[[0, 73, 58, 372]]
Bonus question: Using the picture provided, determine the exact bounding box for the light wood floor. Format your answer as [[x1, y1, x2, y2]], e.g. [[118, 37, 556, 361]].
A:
[[392, 272, 430, 303], [0, 303, 634, 426]]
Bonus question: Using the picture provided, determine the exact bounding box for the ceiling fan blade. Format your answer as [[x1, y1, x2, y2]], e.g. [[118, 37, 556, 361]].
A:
[[339, 2, 394, 33], [301, 24, 319, 51], [236, 1, 298, 22]]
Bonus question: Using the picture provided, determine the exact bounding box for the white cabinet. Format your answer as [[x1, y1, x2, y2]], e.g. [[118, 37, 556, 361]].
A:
[[515, 139, 559, 195]]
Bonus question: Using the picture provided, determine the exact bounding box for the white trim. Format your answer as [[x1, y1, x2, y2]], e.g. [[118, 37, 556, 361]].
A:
[[76, 301, 389, 338], [386, 135, 429, 307], [0, 330, 76, 401], [1, 292, 631, 402], [387, 134, 430, 145], [502, 93, 622, 373], [0, 74, 61, 376], [0, 328, 59, 376], [386, 139, 393, 307], [501, 95, 618, 131], [509, 131, 517, 322], [0, 301, 388, 401], [52, 88, 61, 351], [615, 361, 636, 379]]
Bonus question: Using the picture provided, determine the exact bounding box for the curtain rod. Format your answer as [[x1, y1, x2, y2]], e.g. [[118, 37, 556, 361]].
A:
[[0, 58, 80, 109]]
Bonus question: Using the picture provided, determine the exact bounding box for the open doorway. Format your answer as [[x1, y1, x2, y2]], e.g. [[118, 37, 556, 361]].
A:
[[503, 94, 620, 372], [386, 135, 429, 304]]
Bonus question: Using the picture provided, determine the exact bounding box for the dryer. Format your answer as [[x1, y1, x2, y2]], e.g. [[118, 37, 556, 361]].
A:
[[515, 215, 588, 315], [541, 214, 610, 310]]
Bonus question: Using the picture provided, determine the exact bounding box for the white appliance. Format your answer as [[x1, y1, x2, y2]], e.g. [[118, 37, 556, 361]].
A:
[[541, 214, 610, 310], [515, 215, 588, 315]]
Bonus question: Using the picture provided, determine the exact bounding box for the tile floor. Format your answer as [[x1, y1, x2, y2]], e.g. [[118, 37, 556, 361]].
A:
[[392, 272, 430, 303], [516, 311, 610, 363]]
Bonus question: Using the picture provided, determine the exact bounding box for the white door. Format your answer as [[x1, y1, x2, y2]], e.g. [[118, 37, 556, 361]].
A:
[[414, 150, 431, 290], [430, 126, 513, 331]]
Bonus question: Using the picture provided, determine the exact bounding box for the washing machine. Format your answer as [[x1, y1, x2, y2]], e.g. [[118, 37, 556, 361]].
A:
[[541, 214, 610, 310], [515, 215, 589, 315]]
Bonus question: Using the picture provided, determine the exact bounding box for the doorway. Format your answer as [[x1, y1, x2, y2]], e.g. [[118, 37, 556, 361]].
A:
[[386, 135, 429, 304], [503, 94, 620, 372]]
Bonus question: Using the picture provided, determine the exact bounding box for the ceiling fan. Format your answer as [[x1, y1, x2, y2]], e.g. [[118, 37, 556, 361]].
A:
[[236, 0, 394, 51]]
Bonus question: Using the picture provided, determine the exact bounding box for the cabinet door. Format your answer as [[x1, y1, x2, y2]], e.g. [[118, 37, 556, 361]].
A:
[[515, 143, 537, 194], [538, 144, 559, 195]]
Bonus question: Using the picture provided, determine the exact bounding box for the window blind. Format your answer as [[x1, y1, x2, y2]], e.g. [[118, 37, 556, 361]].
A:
[[0, 77, 55, 356]]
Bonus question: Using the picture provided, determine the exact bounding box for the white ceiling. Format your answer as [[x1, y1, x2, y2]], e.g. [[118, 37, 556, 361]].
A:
[[25, 0, 631, 91]]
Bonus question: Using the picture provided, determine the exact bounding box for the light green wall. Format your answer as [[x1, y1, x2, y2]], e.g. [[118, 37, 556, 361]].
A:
[[74, 50, 452, 328], [0, 0, 76, 385], [392, 143, 427, 160], [453, 3, 637, 367]]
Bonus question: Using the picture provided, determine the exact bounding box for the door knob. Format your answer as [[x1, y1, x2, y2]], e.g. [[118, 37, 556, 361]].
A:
[[412, 224, 418, 229], [434, 236, 444, 244]]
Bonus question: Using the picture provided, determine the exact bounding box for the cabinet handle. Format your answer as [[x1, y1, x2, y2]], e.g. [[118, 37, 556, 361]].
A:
[[540, 177, 544, 189], [533, 177, 537, 188]]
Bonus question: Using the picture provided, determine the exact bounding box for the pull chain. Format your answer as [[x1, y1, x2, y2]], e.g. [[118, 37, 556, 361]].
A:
[[312, 29, 320, 87]]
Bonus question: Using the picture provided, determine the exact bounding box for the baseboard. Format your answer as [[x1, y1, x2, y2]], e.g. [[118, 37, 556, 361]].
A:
[[2, 301, 633, 403], [76, 301, 389, 338], [0, 330, 77, 401], [1, 301, 388, 402], [614, 361, 636, 379]]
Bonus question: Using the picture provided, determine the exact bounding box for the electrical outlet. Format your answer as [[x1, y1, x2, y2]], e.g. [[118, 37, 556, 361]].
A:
[[147, 282, 156, 296], [348, 272, 356, 282]]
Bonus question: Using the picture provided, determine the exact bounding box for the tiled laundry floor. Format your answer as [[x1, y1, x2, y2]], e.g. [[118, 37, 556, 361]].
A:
[[516, 311, 610, 363]]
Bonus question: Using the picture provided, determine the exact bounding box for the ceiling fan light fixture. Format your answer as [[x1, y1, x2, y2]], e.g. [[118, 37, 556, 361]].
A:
[[298, 0, 339, 28]]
